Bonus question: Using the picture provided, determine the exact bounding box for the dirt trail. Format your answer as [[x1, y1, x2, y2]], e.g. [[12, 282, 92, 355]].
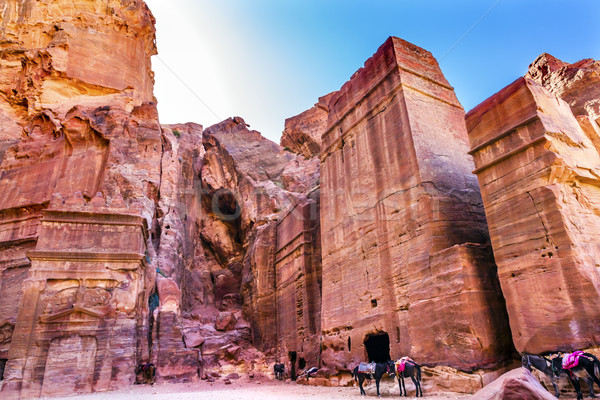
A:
[[46, 379, 579, 400]]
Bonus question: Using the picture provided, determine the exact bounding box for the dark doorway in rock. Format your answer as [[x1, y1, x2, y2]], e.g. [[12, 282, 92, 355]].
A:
[[299, 357, 306, 370], [364, 332, 391, 363], [0, 358, 7, 380], [289, 351, 297, 380]]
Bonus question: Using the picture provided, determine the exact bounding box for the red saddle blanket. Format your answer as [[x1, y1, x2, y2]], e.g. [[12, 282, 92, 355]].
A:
[[358, 362, 376, 374], [395, 357, 414, 373], [562, 351, 585, 369]]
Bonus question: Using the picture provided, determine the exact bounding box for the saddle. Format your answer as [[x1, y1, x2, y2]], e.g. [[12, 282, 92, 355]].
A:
[[562, 351, 587, 370], [395, 356, 414, 374], [358, 362, 376, 375]]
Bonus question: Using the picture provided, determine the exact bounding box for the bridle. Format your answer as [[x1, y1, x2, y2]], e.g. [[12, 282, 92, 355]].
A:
[[387, 361, 395, 376], [549, 357, 562, 379]]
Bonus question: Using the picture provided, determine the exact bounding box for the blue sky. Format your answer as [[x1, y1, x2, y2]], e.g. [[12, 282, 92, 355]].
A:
[[146, 0, 600, 143]]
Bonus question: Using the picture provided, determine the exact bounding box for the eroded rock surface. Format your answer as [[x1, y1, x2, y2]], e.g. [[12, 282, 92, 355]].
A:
[[4, 0, 600, 396], [0, 0, 156, 129], [197, 118, 321, 372], [466, 77, 600, 353], [318, 37, 512, 374], [281, 92, 335, 158], [527, 53, 600, 123]]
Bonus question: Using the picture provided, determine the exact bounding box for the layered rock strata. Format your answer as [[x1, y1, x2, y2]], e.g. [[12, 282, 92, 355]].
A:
[[526, 53, 600, 124], [318, 37, 512, 374], [0, 0, 156, 128], [0, 0, 325, 392], [0, 1, 198, 395], [466, 77, 600, 353]]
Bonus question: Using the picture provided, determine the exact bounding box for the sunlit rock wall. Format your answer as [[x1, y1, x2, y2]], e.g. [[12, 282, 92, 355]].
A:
[[466, 76, 600, 353], [319, 37, 513, 374]]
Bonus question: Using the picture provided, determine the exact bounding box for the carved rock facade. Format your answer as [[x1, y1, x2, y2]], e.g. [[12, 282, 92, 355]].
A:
[[275, 199, 321, 378], [317, 37, 513, 374], [3, 194, 149, 397], [466, 75, 600, 353]]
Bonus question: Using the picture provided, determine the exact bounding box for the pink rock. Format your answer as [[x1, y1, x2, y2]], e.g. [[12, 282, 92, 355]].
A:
[[281, 92, 336, 158], [466, 77, 600, 353], [319, 36, 512, 371], [473, 368, 557, 400], [215, 312, 237, 331]]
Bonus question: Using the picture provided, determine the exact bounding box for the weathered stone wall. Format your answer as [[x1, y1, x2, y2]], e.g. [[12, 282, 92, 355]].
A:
[[319, 37, 512, 373], [1, 194, 149, 398], [0, 0, 201, 394], [275, 199, 321, 377], [7, 0, 600, 394], [526, 53, 600, 124], [0, 0, 156, 130], [198, 118, 320, 357], [466, 77, 600, 353]]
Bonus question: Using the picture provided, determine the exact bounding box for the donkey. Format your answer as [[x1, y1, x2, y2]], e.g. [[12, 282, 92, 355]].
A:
[[273, 363, 285, 380], [522, 353, 560, 397], [135, 362, 155, 385], [353, 361, 394, 397], [551, 352, 600, 400], [391, 358, 422, 397]]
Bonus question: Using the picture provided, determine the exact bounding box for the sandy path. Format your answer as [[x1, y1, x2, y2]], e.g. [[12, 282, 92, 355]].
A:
[[44, 378, 580, 400], [48, 380, 472, 400]]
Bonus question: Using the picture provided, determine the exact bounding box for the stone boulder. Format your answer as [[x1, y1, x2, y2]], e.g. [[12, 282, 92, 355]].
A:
[[472, 368, 557, 400], [215, 312, 237, 331]]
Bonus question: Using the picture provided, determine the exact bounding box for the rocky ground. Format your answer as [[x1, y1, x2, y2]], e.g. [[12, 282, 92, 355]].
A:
[[40, 379, 581, 400]]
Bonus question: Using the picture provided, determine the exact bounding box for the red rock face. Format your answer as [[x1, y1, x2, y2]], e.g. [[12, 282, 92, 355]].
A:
[[466, 77, 600, 354], [319, 37, 512, 373], [275, 199, 322, 375], [198, 118, 320, 361], [281, 92, 336, 158], [526, 53, 600, 123], [7, 0, 600, 394], [0, 0, 156, 127], [0, 1, 197, 395]]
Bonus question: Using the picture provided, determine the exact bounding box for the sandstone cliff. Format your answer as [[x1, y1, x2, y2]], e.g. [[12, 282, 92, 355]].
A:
[[527, 53, 600, 123], [2, 0, 600, 397], [466, 69, 600, 353], [316, 37, 513, 379], [0, 0, 324, 392]]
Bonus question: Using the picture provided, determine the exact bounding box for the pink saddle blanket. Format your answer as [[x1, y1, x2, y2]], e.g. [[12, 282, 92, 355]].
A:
[[562, 351, 585, 369], [395, 357, 414, 373], [358, 362, 376, 374]]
